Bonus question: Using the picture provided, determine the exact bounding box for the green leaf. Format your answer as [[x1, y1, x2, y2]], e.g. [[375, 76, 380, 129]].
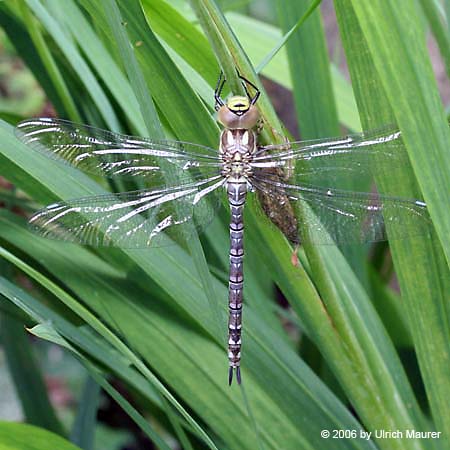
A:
[[140, 0, 220, 88], [419, 0, 450, 79], [25, 0, 120, 130], [139, 1, 360, 130], [70, 376, 99, 450], [0, 303, 65, 436], [246, 205, 431, 450], [28, 324, 173, 450], [226, 12, 361, 131], [276, 0, 339, 139], [0, 271, 217, 450], [257, 0, 321, 73], [47, 0, 146, 133], [0, 422, 81, 450], [0, 4, 67, 115], [17, 2, 81, 122], [277, 0, 368, 291], [350, 1, 450, 266], [335, 1, 450, 448]]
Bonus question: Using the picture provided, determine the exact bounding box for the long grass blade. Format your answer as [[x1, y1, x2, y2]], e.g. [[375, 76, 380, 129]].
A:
[[419, 0, 450, 78], [102, 0, 161, 137], [69, 376, 99, 450], [29, 323, 173, 450], [0, 252, 219, 450], [256, 0, 322, 72], [48, 0, 147, 134], [0, 302, 65, 436], [25, 0, 120, 130], [350, 1, 450, 266], [0, 421, 81, 450], [336, 1, 450, 447], [17, 3, 81, 122]]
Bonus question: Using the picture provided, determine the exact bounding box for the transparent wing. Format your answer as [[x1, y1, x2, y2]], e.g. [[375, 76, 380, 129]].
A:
[[16, 118, 221, 183], [29, 175, 225, 248], [253, 125, 408, 187], [251, 176, 430, 245]]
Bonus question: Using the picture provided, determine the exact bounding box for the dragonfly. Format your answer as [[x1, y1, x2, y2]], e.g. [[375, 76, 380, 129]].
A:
[[15, 73, 430, 385]]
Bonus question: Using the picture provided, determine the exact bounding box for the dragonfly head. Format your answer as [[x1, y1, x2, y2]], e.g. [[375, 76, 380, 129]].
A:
[[215, 71, 261, 130], [217, 95, 260, 130]]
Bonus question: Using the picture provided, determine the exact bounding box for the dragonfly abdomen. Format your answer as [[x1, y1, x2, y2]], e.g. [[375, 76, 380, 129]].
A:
[[227, 181, 247, 385]]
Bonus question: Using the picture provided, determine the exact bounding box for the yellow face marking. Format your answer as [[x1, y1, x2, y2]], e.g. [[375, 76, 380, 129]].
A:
[[226, 96, 250, 113]]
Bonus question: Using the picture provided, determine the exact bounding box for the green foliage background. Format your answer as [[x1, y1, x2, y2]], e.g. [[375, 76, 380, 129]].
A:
[[0, 1, 449, 449]]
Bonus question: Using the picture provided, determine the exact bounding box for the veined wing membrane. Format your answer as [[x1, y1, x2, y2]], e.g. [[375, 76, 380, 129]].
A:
[[253, 125, 409, 188], [16, 118, 221, 183], [29, 175, 225, 248], [252, 176, 430, 245]]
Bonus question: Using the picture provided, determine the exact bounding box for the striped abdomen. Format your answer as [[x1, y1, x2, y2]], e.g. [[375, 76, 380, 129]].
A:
[[227, 181, 247, 385]]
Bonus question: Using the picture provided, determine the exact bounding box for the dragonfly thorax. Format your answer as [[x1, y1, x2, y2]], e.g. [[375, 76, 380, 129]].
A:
[[220, 129, 256, 180]]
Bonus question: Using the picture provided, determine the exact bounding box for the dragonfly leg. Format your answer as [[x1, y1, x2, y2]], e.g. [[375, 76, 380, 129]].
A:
[[216, 70, 261, 110], [214, 71, 226, 110], [253, 120, 289, 156], [236, 71, 260, 105]]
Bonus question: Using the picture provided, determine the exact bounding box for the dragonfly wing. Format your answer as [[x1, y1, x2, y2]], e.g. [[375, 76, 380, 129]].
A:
[[16, 118, 221, 183], [253, 125, 410, 188], [251, 177, 430, 245], [29, 176, 225, 248]]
